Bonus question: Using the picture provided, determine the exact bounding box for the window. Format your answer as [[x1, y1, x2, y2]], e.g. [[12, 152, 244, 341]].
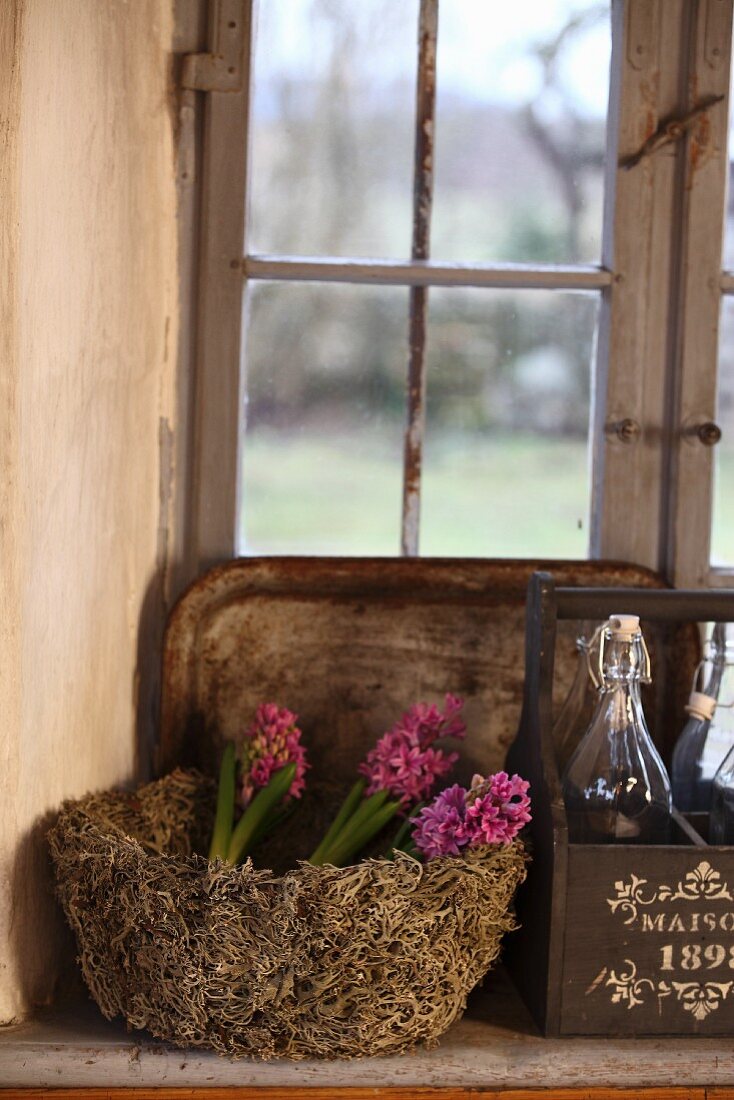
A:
[[184, 0, 734, 586]]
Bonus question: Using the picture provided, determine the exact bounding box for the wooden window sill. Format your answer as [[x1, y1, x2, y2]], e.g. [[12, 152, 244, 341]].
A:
[[1, 970, 733, 1094]]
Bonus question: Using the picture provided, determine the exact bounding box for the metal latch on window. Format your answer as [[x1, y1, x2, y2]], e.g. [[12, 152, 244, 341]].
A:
[[182, 0, 247, 93], [621, 95, 724, 170]]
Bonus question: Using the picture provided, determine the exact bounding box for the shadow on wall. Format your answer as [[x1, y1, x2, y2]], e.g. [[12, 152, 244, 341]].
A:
[[10, 811, 83, 1016], [7, 563, 174, 1016], [134, 562, 171, 785]]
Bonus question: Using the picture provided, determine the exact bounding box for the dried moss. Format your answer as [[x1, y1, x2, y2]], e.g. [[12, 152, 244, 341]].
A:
[[48, 769, 527, 1059]]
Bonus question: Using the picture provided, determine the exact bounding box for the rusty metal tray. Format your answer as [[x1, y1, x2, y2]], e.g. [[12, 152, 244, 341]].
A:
[[158, 557, 695, 782]]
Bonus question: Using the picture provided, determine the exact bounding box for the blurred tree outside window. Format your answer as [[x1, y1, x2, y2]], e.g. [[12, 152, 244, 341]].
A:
[[240, 0, 612, 557]]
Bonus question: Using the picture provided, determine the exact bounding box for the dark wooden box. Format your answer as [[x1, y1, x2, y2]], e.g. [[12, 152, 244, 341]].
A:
[[506, 573, 734, 1037]]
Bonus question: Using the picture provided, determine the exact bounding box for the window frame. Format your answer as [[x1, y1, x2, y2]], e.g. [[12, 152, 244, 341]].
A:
[[181, 0, 734, 586]]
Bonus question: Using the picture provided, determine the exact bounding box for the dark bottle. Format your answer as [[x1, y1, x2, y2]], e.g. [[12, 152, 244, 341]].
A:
[[562, 614, 672, 845], [671, 623, 729, 813], [671, 692, 718, 812], [710, 751, 734, 844]]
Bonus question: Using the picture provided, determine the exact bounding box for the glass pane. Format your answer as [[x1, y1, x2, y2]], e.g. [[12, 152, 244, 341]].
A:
[[432, 0, 611, 264], [421, 287, 598, 556], [712, 298, 734, 566], [724, 57, 734, 269], [239, 282, 407, 554], [249, 0, 418, 258]]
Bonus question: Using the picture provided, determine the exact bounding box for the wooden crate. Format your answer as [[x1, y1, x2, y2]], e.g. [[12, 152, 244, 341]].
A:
[[506, 573, 734, 1037]]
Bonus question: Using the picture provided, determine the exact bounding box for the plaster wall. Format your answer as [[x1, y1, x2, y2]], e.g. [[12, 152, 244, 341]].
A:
[[0, 0, 178, 1021]]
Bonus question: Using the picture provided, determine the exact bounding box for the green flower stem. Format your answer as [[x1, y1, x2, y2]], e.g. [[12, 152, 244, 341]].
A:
[[226, 762, 297, 865], [312, 789, 389, 866], [331, 788, 388, 841], [248, 800, 296, 851], [208, 742, 236, 861], [385, 804, 423, 857], [308, 778, 366, 865], [327, 799, 402, 868]]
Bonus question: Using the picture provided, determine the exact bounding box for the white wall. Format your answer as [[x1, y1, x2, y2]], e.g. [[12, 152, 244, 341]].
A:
[[0, 0, 179, 1022]]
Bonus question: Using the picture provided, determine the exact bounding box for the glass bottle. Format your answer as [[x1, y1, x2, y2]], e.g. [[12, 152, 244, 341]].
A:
[[553, 624, 600, 774], [562, 613, 672, 844], [711, 747, 734, 843], [671, 624, 727, 813], [707, 623, 734, 843], [671, 691, 718, 811]]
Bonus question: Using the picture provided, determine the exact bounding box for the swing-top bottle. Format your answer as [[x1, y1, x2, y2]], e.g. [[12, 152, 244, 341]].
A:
[[671, 623, 728, 813], [562, 613, 672, 844]]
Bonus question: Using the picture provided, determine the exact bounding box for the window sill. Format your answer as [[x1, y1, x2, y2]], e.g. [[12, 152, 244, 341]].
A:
[[1, 970, 733, 1092]]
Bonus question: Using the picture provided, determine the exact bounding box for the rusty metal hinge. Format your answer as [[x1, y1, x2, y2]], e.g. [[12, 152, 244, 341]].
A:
[[182, 0, 247, 92], [620, 95, 725, 170]]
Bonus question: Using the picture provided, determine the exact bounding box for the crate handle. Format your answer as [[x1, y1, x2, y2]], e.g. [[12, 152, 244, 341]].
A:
[[555, 587, 734, 622]]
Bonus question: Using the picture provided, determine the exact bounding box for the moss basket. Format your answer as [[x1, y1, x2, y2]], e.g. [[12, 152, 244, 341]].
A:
[[49, 769, 528, 1060]]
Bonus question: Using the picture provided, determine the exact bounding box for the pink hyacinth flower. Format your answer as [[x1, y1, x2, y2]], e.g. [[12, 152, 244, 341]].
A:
[[239, 702, 309, 806], [408, 784, 469, 859], [411, 771, 531, 859], [358, 694, 467, 808]]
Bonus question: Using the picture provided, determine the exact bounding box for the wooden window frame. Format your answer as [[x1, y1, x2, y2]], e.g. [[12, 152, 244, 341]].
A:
[[180, 0, 734, 588], [590, 0, 733, 588], [670, 0, 734, 587]]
